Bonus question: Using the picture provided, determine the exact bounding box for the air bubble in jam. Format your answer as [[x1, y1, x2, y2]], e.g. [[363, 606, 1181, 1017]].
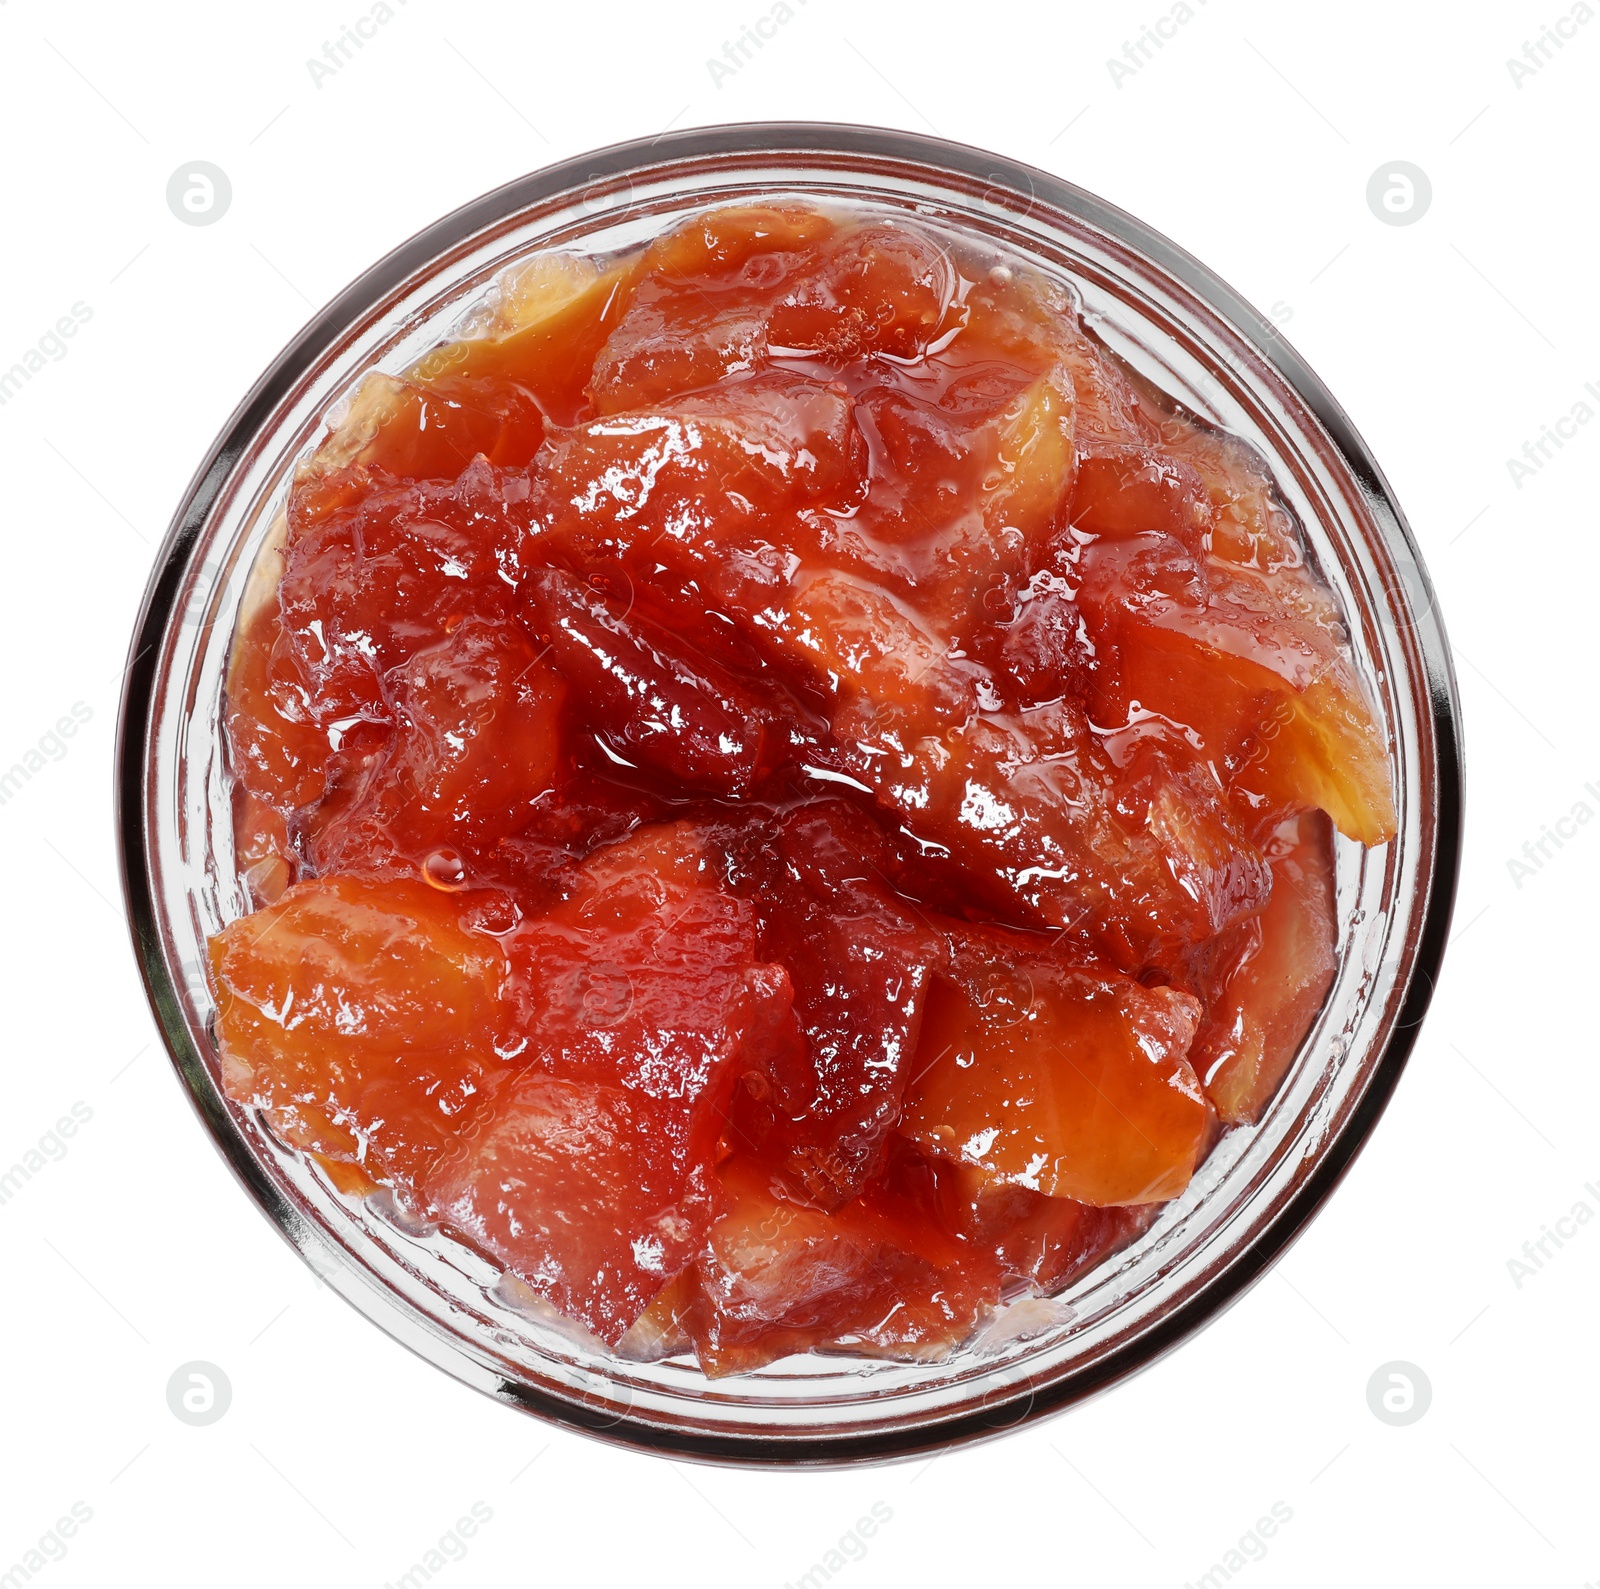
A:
[[210, 199, 1393, 1374], [422, 847, 468, 890]]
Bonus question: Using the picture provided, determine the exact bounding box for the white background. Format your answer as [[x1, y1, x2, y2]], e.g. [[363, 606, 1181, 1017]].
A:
[[0, 0, 1594, 1584]]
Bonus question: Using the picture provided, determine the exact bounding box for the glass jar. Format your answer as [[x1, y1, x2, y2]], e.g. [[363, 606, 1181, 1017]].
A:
[[116, 122, 1463, 1465]]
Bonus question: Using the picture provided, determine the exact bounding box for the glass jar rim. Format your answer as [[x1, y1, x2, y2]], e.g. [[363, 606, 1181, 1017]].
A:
[[115, 120, 1464, 1466]]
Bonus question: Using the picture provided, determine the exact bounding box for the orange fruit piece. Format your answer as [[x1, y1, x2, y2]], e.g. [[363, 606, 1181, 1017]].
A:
[[684, 1154, 994, 1376], [1192, 811, 1338, 1124], [211, 875, 511, 1184], [306, 616, 567, 881], [422, 824, 794, 1342], [901, 926, 1213, 1206]]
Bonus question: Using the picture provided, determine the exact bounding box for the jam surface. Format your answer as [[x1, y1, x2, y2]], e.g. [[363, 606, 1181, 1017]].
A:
[[213, 202, 1392, 1367]]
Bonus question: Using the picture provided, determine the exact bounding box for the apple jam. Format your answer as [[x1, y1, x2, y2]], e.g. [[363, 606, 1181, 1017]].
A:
[[211, 202, 1390, 1369]]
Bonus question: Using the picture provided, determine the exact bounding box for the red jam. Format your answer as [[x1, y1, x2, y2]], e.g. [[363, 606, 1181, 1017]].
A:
[[212, 202, 1392, 1367]]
